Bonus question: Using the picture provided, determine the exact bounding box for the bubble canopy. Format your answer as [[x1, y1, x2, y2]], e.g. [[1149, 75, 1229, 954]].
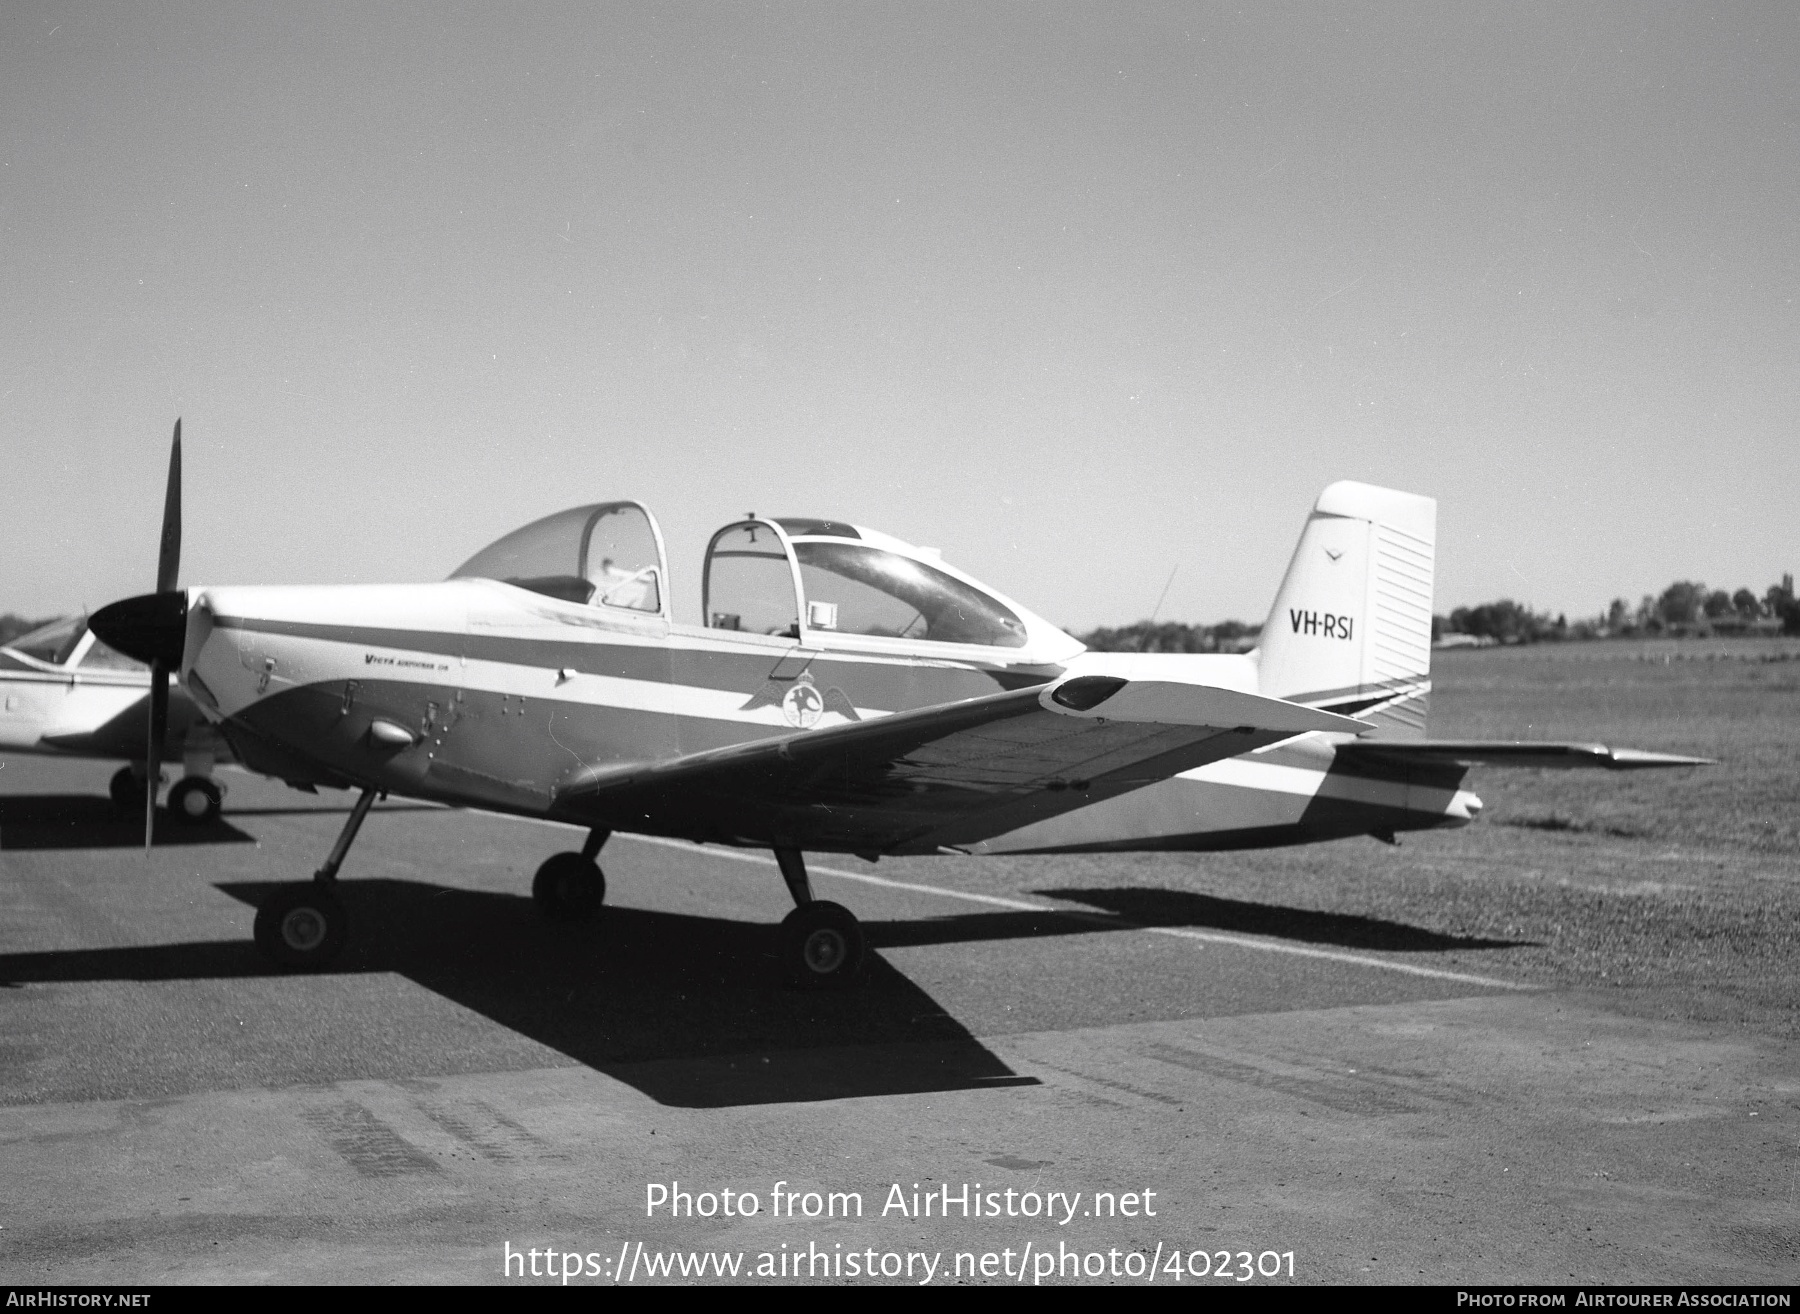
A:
[[704, 519, 1033, 650], [450, 502, 667, 614], [453, 503, 1068, 656]]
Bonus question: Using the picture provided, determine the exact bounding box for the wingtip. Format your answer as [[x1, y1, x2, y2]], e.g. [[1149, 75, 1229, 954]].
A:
[[1606, 748, 1717, 769]]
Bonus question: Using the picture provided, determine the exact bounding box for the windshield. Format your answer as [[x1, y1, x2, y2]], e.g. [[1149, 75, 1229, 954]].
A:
[[7, 616, 86, 665], [451, 503, 663, 613], [794, 542, 1028, 647]]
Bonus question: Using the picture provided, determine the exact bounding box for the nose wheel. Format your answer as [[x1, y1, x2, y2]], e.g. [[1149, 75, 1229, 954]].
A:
[[167, 776, 223, 825], [252, 787, 378, 970], [774, 847, 865, 989], [254, 883, 348, 968]]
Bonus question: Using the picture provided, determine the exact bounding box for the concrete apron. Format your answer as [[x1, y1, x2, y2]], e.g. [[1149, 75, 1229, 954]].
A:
[[1, 990, 1793, 1285]]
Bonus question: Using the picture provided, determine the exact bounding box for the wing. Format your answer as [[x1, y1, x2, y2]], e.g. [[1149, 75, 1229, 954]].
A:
[[554, 674, 1365, 855], [1336, 739, 1714, 771]]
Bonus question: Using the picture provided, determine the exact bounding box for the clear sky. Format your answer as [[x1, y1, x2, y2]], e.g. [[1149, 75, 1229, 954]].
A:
[[2, 3, 1794, 631]]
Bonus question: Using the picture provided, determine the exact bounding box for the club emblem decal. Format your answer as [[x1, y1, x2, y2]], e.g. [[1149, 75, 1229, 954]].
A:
[[781, 679, 826, 729], [741, 669, 862, 728]]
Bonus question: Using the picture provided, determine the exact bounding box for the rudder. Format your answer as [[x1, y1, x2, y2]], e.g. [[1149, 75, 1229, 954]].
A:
[[1253, 481, 1435, 737]]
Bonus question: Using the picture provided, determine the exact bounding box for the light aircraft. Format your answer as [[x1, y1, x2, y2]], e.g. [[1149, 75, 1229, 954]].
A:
[[0, 613, 233, 822], [90, 424, 1706, 987]]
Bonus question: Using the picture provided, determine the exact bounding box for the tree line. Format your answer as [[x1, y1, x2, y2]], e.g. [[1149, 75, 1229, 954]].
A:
[[1436, 573, 1800, 644], [1076, 619, 1262, 653], [1079, 572, 1799, 653]]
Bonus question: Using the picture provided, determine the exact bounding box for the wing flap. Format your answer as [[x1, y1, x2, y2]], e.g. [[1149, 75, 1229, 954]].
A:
[[555, 674, 1363, 853]]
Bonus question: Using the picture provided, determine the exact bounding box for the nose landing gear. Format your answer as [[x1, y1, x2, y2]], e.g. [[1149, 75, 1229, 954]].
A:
[[252, 787, 376, 969], [775, 847, 865, 990]]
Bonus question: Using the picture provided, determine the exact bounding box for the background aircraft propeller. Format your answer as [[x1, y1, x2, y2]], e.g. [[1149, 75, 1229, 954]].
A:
[[90, 420, 186, 849]]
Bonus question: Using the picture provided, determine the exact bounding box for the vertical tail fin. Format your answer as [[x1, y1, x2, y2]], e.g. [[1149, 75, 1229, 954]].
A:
[[1253, 481, 1435, 737]]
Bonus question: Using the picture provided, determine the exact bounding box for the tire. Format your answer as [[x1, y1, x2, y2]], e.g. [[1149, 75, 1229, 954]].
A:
[[780, 901, 866, 990], [167, 776, 223, 825], [109, 766, 148, 810], [254, 884, 349, 969], [532, 852, 607, 921]]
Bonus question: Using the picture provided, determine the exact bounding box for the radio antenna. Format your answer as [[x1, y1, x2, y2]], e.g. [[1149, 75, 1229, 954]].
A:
[[1139, 565, 1179, 652]]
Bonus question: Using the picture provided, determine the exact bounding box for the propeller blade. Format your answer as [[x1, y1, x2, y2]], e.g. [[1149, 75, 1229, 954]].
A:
[[145, 660, 169, 850], [136, 419, 182, 849], [157, 419, 182, 594]]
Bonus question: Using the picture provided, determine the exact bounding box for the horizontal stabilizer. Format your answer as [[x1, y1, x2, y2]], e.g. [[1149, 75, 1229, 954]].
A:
[[1338, 740, 1714, 771]]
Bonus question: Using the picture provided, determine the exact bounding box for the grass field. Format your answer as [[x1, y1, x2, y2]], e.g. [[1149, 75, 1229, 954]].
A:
[[937, 637, 1800, 1039], [1430, 636, 1800, 858]]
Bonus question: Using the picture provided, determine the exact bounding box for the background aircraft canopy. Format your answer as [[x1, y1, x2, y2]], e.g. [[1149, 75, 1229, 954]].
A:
[[2, 615, 145, 671], [7, 615, 87, 664], [450, 502, 666, 614]]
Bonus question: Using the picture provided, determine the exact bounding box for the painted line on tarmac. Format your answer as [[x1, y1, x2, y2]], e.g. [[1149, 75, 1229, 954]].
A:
[[587, 828, 1534, 993]]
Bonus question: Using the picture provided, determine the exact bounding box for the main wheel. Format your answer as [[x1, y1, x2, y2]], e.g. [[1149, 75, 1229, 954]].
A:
[[167, 776, 223, 825], [109, 766, 148, 810], [254, 884, 349, 969], [532, 852, 607, 921], [780, 901, 866, 990]]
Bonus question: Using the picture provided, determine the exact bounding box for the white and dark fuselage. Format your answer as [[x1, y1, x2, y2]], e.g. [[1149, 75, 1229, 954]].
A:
[[182, 572, 1476, 856], [72, 473, 1704, 984]]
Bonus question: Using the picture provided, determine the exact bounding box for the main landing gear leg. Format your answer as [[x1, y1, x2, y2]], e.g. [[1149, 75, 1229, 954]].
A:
[[775, 847, 865, 990], [313, 787, 379, 883], [252, 788, 377, 969], [533, 828, 609, 922]]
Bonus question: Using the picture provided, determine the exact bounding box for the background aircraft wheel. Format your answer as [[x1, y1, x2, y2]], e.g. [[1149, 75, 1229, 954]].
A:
[[167, 776, 222, 825], [532, 852, 606, 921], [781, 901, 865, 990], [109, 766, 149, 810], [254, 884, 348, 969]]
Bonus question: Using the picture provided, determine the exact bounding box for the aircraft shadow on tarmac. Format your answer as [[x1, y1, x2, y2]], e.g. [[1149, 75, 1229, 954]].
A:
[[0, 794, 255, 849], [1032, 886, 1526, 952], [0, 874, 1525, 1107], [0, 878, 1049, 1109], [0, 792, 441, 850]]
